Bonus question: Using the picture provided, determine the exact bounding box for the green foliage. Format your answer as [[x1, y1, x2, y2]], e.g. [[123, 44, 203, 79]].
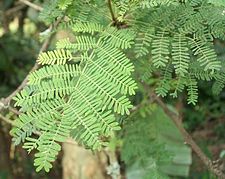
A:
[[172, 33, 190, 76], [134, 29, 153, 57], [151, 31, 170, 68], [128, 0, 225, 104], [190, 39, 221, 72], [39, 0, 64, 24], [138, 0, 179, 8], [58, 0, 73, 10], [0, 34, 38, 97], [121, 105, 192, 178], [155, 64, 173, 97], [121, 105, 169, 166], [11, 0, 225, 173], [37, 49, 72, 65], [12, 20, 137, 171]]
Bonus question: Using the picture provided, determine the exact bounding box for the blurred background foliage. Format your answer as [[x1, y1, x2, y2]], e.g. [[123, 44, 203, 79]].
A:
[[0, 0, 224, 178], [0, 0, 62, 178]]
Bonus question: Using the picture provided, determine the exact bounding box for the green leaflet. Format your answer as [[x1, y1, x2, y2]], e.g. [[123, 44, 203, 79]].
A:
[[172, 33, 190, 76], [190, 39, 221, 73], [58, 0, 73, 10], [28, 64, 81, 85], [134, 30, 153, 57], [155, 64, 173, 97], [72, 22, 104, 34], [37, 49, 73, 65], [152, 31, 170, 68], [138, 0, 179, 8], [186, 75, 198, 105], [100, 26, 136, 49]]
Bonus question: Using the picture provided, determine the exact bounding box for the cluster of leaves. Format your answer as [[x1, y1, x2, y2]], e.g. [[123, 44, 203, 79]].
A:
[[121, 104, 170, 179], [121, 104, 192, 178], [116, 0, 225, 104], [40, 0, 225, 105], [10, 0, 225, 173], [11, 19, 137, 172]]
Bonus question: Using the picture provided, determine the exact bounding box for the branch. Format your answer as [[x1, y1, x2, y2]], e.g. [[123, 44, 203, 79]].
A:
[[5, 4, 26, 16], [107, 0, 117, 24], [0, 18, 62, 113], [152, 93, 225, 179], [8, 106, 21, 116], [19, 0, 43, 11], [0, 114, 15, 126]]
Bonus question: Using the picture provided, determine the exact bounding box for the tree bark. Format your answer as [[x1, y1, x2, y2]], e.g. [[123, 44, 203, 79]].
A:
[[62, 139, 106, 179]]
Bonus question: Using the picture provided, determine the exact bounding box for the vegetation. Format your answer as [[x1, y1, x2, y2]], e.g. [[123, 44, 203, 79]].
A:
[[0, 0, 225, 178]]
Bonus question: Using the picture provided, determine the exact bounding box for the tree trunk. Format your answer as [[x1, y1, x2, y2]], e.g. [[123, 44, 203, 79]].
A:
[[62, 139, 107, 179]]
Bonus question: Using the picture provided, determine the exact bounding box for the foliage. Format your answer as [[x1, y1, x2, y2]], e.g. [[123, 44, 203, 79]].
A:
[[12, 22, 137, 172], [121, 105, 192, 178], [9, 0, 225, 174], [128, 0, 225, 105], [0, 29, 39, 97]]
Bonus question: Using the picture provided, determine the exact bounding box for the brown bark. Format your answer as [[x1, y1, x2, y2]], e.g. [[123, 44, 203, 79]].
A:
[[0, 123, 13, 178], [62, 139, 106, 179]]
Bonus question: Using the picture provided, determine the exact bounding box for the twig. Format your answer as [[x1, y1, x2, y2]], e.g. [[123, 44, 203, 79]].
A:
[[8, 106, 21, 116], [0, 114, 15, 126], [107, 0, 117, 24], [0, 17, 62, 112], [19, 0, 43, 11], [5, 4, 26, 16], [152, 93, 225, 179]]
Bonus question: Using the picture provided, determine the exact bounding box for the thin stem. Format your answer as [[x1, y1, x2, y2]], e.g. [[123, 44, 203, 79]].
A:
[[152, 93, 225, 179], [19, 0, 43, 11], [0, 114, 15, 126], [8, 106, 21, 116], [5, 4, 26, 16], [107, 0, 117, 24]]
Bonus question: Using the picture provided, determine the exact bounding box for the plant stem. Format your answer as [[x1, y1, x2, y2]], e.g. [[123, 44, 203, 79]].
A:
[[19, 0, 43, 11], [107, 0, 117, 24], [0, 114, 15, 126]]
